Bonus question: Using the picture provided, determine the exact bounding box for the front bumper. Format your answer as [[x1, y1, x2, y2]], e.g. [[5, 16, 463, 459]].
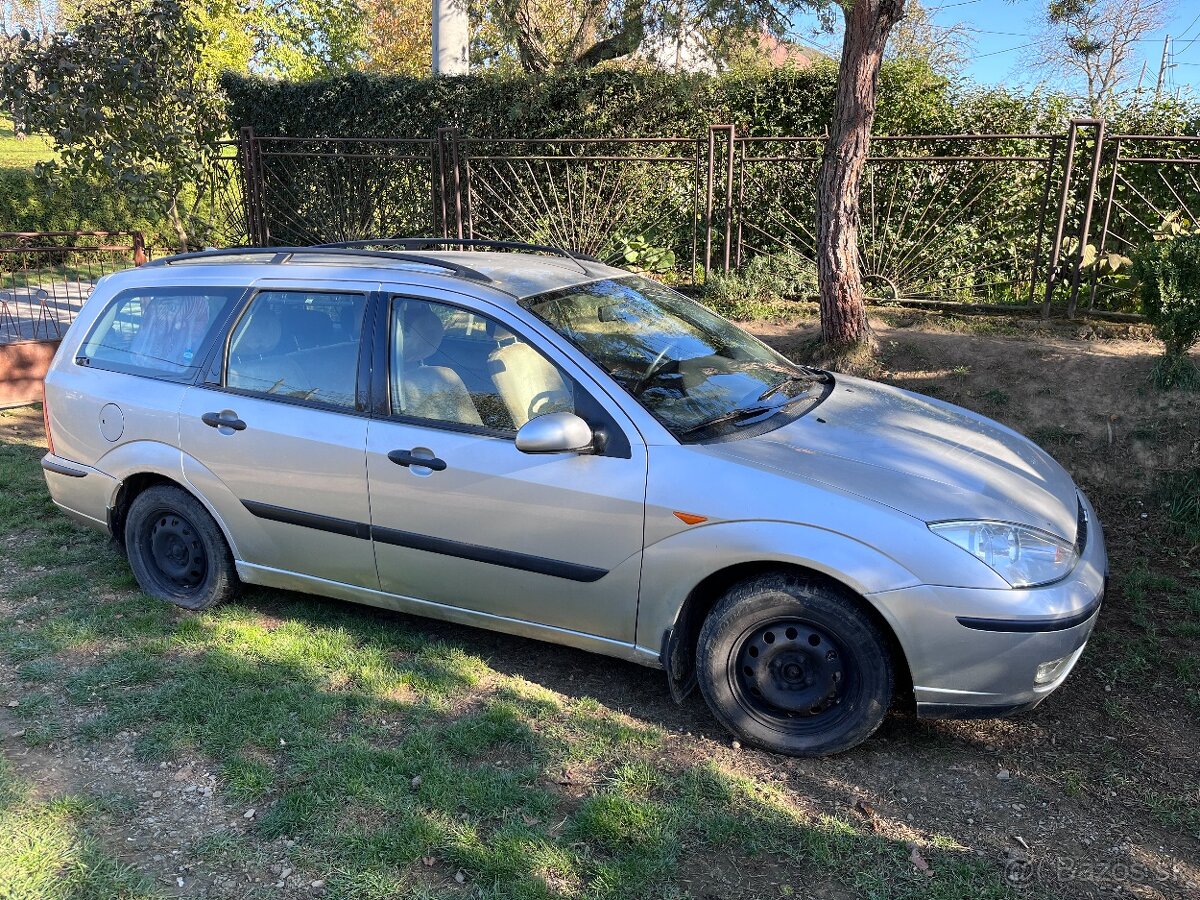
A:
[[868, 491, 1108, 718]]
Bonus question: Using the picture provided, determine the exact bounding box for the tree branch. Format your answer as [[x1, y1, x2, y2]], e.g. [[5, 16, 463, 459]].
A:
[[573, 0, 646, 68]]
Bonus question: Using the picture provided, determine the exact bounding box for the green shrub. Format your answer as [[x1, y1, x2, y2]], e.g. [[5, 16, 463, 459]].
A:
[[699, 253, 816, 319], [614, 233, 676, 275], [221, 61, 1075, 141], [1134, 233, 1200, 389], [0, 169, 175, 245], [1155, 468, 1200, 543]]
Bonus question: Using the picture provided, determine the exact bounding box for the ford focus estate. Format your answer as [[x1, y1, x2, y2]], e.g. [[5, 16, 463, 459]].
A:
[[39, 240, 1107, 756]]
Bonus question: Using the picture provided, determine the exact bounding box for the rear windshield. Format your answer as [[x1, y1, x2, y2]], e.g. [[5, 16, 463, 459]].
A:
[[80, 286, 245, 380]]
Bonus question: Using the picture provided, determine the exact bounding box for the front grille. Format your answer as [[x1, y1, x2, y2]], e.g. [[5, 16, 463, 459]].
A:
[[1075, 499, 1088, 554]]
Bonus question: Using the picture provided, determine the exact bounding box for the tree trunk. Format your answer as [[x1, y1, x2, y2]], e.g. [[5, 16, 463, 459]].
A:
[[815, 0, 906, 354], [167, 195, 188, 254]]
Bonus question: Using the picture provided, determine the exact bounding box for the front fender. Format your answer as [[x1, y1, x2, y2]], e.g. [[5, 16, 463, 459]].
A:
[[634, 519, 921, 657]]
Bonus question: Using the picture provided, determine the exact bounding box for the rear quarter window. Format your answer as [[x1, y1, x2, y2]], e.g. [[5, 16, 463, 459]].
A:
[[79, 286, 245, 381]]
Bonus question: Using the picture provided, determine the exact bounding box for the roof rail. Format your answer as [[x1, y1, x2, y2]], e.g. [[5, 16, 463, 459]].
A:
[[318, 237, 600, 273], [142, 246, 492, 282]]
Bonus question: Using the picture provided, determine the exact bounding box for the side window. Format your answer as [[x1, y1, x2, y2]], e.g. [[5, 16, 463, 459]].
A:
[[225, 290, 366, 410], [390, 297, 575, 432], [81, 286, 244, 379]]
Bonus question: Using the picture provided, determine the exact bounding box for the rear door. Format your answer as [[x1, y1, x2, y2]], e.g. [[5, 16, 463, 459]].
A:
[[365, 287, 648, 642], [179, 280, 380, 588]]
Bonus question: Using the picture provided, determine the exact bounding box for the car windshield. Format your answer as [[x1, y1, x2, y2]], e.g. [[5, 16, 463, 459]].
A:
[[524, 275, 826, 437]]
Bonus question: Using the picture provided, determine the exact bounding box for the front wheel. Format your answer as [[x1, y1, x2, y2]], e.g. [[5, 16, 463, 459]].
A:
[[696, 573, 893, 756], [125, 485, 238, 611]]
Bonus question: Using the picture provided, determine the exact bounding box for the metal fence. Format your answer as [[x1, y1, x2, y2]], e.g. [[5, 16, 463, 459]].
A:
[[0, 231, 150, 343], [1086, 131, 1200, 315], [212, 120, 1200, 317], [454, 134, 706, 272], [728, 131, 1062, 308]]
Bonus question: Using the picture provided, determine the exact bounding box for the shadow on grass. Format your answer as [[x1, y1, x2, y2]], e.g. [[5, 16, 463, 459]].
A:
[[0, 431, 1015, 898], [0, 754, 159, 899], [39, 597, 1014, 899]]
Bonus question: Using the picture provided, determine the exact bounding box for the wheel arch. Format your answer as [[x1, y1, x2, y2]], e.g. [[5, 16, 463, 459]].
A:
[[662, 560, 915, 710], [109, 471, 239, 561]]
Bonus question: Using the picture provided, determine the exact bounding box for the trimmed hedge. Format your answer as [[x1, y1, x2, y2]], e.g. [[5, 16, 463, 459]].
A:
[[0, 169, 172, 243], [222, 60, 1072, 140]]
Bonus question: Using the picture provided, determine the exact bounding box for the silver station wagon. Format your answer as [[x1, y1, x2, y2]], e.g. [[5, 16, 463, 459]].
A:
[[39, 240, 1107, 756]]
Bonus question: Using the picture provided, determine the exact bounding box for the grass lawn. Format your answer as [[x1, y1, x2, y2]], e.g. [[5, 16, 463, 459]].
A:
[[0, 116, 54, 173], [0, 311, 1197, 898], [0, 754, 158, 899]]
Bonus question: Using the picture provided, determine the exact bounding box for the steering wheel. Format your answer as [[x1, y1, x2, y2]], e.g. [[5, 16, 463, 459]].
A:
[[630, 342, 676, 396]]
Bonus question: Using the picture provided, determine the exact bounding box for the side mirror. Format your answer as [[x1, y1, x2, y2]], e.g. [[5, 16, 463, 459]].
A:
[[515, 412, 594, 454]]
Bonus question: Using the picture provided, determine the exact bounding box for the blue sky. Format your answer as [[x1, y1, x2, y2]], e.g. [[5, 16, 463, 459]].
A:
[[793, 0, 1200, 93]]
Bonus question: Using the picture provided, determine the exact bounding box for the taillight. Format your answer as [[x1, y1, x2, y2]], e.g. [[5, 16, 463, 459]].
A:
[[41, 382, 54, 456]]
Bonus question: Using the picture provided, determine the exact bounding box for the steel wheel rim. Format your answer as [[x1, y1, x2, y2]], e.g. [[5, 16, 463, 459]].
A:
[[727, 617, 859, 735], [147, 511, 207, 592]]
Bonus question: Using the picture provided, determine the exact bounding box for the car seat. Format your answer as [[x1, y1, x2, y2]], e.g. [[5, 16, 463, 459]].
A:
[[227, 307, 310, 397], [393, 304, 483, 426], [487, 329, 573, 427], [129, 294, 211, 372]]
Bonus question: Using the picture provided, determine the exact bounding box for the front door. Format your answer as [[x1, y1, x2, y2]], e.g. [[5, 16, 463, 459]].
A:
[[365, 291, 647, 642], [179, 283, 379, 588]]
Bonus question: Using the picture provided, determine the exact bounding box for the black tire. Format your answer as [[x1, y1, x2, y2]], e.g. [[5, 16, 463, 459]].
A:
[[124, 485, 238, 611], [696, 573, 893, 757]]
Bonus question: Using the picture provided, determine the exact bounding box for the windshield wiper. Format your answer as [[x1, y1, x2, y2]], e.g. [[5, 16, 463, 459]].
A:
[[680, 393, 813, 436], [757, 370, 830, 401]]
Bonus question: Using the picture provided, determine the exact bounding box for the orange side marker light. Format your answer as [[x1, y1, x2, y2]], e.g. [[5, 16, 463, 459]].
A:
[[673, 511, 708, 525]]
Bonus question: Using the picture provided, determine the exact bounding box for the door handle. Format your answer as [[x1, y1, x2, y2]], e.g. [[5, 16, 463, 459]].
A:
[[201, 411, 247, 432], [388, 449, 446, 471]]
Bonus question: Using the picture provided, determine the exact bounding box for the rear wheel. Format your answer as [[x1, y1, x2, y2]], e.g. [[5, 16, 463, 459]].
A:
[[125, 485, 238, 611], [696, 573, 893, 756]]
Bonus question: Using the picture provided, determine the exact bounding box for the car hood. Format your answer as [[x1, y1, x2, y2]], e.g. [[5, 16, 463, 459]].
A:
[[708, 375, 1080, 541]]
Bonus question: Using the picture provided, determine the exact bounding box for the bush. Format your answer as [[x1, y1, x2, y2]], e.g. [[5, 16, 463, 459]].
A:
[[1155, 468, 1200, 543], [1134, 233, 1200, 389], [219, 67, 1198, 299], [0, 169, 176, 246], [699, 254, 817, 320], [220, 61, 1073, 141]]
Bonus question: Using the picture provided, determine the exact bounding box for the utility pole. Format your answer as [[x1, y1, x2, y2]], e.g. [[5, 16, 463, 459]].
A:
[[1154, 34, 1170, 99], [432, 0, 469, 75]]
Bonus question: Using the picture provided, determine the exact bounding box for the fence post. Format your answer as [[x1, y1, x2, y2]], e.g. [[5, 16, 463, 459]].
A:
[[436, 127, 465, 239], [1042, 120, 1081, 317], [238, 126, 268, 246], [704, 125, 736, 275], [1066, 119, 1105, 319], [132, 231, 147, 266], [1042, 118, 1106, 318], [1087, 134, 1122, 312], [734, 135, 746, 269]]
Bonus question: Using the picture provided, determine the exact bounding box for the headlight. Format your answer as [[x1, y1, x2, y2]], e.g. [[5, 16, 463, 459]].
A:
[[929, 521, 1078, 587]]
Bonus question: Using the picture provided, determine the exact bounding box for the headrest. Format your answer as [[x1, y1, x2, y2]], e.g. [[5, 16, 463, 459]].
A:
[[238, 308, 282, 355], [401, 304, 445, 362]]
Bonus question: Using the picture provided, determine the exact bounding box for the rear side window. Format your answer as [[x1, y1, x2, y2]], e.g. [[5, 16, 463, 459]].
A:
[[224, 290, 366, 410], [80, 286, 244, 380]]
